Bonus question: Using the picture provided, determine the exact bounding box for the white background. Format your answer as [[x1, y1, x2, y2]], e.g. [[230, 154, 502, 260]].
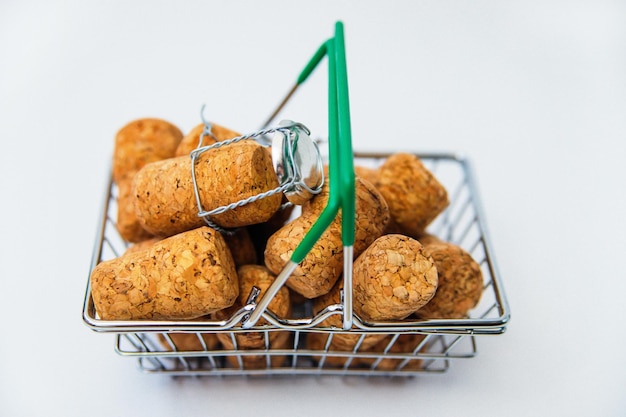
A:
[[1, 1, 625, 416]]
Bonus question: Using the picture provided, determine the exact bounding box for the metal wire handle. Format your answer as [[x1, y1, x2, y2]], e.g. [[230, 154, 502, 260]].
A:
[[188, 121, 312, 234]]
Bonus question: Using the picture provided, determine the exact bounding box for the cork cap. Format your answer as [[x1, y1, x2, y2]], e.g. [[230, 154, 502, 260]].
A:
[[112, 118, 183, 184], [272, 121, 324, 205], [417, 237, 484, 319], [157, 331, 220, 352], [352, 234, 438, 321], [221, 330, 291, 369], [175, 122, 241, 157], [311, 277, 387, 351], [361, 333, 426, 371], [375, 153, 449, 237], [214, 265, 291, 349], [90, 226, 239, 320]]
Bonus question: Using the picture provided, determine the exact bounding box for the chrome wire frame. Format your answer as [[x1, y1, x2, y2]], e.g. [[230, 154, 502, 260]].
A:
[[83, 152, 510, 377], [116, 330, 474, 377]]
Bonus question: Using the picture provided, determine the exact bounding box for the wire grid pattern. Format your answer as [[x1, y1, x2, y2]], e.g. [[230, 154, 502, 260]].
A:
[[83, 153, 509, 377]]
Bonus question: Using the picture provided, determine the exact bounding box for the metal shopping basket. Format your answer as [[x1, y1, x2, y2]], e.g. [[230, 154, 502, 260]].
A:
[[82, 22, 510, 377]]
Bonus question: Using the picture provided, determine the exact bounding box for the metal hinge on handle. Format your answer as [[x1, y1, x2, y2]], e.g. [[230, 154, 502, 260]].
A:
[[242, 21, 356, 330]]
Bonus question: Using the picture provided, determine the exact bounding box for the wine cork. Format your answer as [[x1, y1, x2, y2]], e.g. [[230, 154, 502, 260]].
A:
[[352, 234, 438, 321], [416, 235, 483, 319], [112, 118, 184, 183], [264, 175, 389, 299], [221, 330, 291, 369], [214, 265, 291, 348], [133, 140, 282, 237], [90, 226, 239, 320], [361, 333, 426, 371], [382, 216, 405, 236], [307, 278, 387, 367], [157, 331, 220, 352], [175, 122, 241, 157], [375, 153, 449, 237], [116, 180, 154, 243], [354, 165, 380, 186], [123, 229, 257, 268], [122, 237, 162, 256], [112, 118, 183, 242]]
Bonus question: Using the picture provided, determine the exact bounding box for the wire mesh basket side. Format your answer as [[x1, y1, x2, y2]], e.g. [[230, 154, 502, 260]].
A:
[[115, 329, 476, 377]]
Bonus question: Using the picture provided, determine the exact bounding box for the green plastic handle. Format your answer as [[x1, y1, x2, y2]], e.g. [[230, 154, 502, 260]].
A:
[[296, 42, 327, 86], [291, 21, 355, 264], [334, 22, 356, 248]]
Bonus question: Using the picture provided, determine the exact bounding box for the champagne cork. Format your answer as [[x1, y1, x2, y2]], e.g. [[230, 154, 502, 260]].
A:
[[354, 165, 380, 186], [116, 180, 154, 243], [157, 331, 220, 352], [416, 235, 483, 319], [123, 229, 257, 268], [221, 330, 291, 369], [215, 265, 291, 369], [375, 153, 449, 237], [90, 226, 239, 320], [175, 122, 241, 157], [112, 118, 184, 183], [361, 333, 426, 371], [112, 118, 183, 242], [382, 216, 405, 236], [214, 265, 291, 348], [264, 175, 389, 299], [133, 140, 283, 237], [307, 278, 387, 367], [353, 234, 438, 321], [122, 237, 162, 256]]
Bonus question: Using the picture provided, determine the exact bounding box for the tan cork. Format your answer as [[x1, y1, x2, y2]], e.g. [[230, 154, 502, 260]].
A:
[[122, 237, 162, 256], [352, 234, 438, 321], [112, 118, 184, 184], [361, 333, 426, 370], [375, 153, 449, 237], [264, 175, 389, 299], [175, 122, 241, 157], [157, 331, 220, 352], [354, 165, 380, 186], [132, 140, 282, 236], [124, 227, 257, 267], [123, 228, 257, 268], [221, 330, 291, 369], [214, 265, 291, 349], [112, 118, 183, 242], [416, 235, 483, 319], [90, 226, 239, 320], [116, 179, 154, 243], [307, 278, 387, 366]]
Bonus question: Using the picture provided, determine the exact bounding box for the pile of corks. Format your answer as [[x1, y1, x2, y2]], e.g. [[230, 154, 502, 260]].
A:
[[90, 118, 484, 369]]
